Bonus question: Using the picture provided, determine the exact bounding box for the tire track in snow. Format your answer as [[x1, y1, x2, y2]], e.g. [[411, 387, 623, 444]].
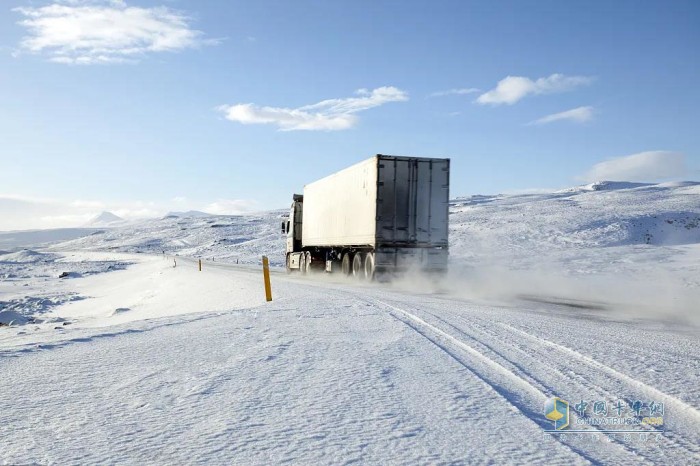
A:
[[373, 299, 646, 466], [426, 308, 700, 462], [382, 298, 699, 464], [500, 322, 700, 423], [496, 322, 700, 457]]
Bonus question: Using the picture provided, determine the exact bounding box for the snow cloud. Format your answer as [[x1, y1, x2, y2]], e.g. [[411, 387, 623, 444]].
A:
[[219, 86, 408, 131], [529, 106, 594, 125], [582, 151, 687, 182], [429, 88, 480, 98], [14, 0, 213, 64], [476, 74, 594, 105]]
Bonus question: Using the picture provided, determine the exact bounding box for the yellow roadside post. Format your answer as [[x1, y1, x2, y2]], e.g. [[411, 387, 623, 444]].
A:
[[199, 259, 202, 271], [262, 255, 272, 302]]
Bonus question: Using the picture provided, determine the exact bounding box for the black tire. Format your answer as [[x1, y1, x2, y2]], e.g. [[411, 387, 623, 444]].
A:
[[304, 251, 312, 274], [300, 252, 307, 275], [363, 252, 375, 281], [341, 252, 352, 275], [286, 254, 292, 273], [352, 252, 365, 279]]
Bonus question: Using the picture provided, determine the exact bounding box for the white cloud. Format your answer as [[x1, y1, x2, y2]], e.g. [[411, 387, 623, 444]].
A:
[[476, 73, 594, 105], [219, 86, 408, 131], [14, 0, 214, 64], [429, 88, 480, 98], [39, 213, 95, 227], [71, 199, 107, 209], [529, 106, 594, 125], [582, 151, 686, 182], [203, 199, 257, 215]]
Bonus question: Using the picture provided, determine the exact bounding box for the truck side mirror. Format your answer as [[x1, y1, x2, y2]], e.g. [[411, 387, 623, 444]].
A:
[[281, 221, 286, 234]]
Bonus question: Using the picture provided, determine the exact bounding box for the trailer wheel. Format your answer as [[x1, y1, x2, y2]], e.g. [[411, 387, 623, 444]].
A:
[[363, 252, 375, 281], [352, 252, 365, 279], [341, 252, 352, 275], [300, 252, 307, 275], [304, 251, 312, 274]]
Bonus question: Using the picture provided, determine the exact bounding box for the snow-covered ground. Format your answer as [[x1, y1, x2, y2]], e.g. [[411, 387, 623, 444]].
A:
[[1, 182, 699, 464]]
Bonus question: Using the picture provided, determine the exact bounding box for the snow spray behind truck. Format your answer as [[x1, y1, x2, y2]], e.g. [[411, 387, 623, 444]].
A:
[[282, 155, 450, 280]]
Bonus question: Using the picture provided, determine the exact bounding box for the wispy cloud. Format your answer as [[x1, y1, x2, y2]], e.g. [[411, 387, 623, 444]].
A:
[[529, 106, 594, 125], [581, 151, 686, 182], [14, 0, 214, 64], [429, 88, 480, 98], [476, 73, 594, 105], [219, 86, 408, 131]]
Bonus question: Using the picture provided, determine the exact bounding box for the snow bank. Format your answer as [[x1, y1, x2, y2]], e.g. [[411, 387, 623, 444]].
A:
[[0, 249, 59, 263]]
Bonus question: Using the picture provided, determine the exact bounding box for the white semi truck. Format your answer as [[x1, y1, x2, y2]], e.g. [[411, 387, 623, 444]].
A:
[[282, 154, 450, 280]]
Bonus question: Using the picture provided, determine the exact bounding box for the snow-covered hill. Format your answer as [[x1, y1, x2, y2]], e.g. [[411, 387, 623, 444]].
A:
[[164, 210, 214, 219], [446, 181, 700, 319], [57, 209, 288, 266], [451, 181, 700, 254]]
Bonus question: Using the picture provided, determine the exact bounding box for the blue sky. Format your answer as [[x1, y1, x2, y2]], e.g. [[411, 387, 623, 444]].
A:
[[1, 0, 698, 229]]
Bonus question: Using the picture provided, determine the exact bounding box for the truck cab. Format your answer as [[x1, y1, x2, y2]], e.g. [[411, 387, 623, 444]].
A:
[[282, 194, 304, 272]]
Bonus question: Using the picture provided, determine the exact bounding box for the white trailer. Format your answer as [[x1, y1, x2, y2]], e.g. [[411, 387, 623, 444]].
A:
[[282, 154, 449, 279]]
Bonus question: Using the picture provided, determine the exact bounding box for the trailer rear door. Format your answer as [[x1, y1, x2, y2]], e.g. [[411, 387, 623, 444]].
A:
[[376, 156, 449, 247]]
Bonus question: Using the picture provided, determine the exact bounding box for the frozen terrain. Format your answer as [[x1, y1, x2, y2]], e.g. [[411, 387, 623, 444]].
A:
[[1, 181, 699, 465]]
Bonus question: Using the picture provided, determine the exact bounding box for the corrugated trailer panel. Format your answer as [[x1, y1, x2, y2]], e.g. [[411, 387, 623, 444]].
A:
[[376, 156, 449, 247], [302, 157, 379, 247], [427, 158, 450, 245]]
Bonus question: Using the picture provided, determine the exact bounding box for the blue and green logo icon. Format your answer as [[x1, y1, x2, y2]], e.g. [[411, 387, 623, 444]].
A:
[[544, 397, 570, 430]]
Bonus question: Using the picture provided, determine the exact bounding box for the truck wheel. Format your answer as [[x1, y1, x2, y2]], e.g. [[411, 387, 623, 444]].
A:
[[286, 254, 292, 273], [352, 252, 365, 279], [363, 252, 375, 281], [341, 252, 352, 275], [300, 252, 307, 275], [304, 251, 312, 274]]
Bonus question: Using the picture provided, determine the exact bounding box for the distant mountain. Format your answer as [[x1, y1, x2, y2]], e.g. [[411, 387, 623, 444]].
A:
[[86, 211, 125, 227], [164, 210, 213, 219]]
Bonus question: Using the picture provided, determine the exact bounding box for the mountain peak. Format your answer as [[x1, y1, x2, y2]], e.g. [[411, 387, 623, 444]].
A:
[[87, 211, 124, 227]]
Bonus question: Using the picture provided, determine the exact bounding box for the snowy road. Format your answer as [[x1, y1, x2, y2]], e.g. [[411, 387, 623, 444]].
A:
[[1, 255, 699, 465]]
